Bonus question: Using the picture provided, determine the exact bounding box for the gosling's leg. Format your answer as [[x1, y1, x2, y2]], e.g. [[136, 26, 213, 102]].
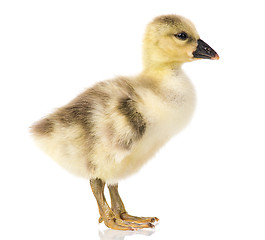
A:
[[90, 179, 154, 230], [108, 184, 159, 225]]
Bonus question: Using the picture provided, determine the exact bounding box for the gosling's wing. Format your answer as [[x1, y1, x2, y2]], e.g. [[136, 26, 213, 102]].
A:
[[88, 77, 147, 159], [110, 96, 146, 150]]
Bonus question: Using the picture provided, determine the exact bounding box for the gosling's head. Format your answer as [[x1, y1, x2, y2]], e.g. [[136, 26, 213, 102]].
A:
[[143, 15, 219, 69]]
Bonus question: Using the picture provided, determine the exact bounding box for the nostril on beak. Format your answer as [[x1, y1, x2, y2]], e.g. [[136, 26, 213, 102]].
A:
[[205, 47, 211, 53]]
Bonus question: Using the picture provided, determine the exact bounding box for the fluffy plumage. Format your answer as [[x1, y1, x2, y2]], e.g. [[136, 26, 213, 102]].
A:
[[31, 72, 195, 183]]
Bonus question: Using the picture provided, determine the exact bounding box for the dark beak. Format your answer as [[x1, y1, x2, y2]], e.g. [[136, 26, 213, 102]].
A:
[[192, 39, 219, 60]]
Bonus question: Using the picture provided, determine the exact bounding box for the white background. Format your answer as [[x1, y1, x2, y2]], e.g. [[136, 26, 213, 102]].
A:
[[1, 0, 264, 239]]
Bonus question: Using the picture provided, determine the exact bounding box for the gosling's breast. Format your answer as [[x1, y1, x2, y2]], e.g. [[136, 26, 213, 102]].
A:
[[112, 70, 196, 180], [139, 69, 196, 137]]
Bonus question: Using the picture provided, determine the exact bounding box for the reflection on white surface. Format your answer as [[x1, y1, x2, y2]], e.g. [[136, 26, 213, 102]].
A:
[[98, 227, 155, 240]]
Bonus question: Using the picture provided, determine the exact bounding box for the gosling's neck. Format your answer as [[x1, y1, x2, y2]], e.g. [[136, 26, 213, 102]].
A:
[[141, 61, 184, 82]]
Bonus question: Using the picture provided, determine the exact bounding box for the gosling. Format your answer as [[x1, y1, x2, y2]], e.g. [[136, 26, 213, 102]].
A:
[[31, 14, 219, 230]]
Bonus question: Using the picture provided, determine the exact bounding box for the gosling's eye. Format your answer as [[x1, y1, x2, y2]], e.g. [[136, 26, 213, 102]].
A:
[[174, 32, 188, 41]]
